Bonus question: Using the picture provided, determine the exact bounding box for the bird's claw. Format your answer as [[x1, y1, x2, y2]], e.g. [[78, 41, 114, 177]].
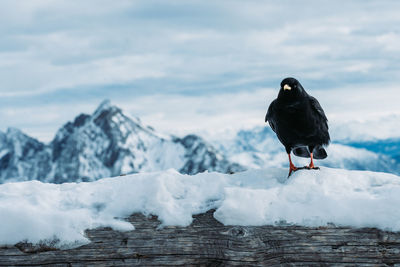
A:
[[304, 166, 320, 170], [288, 166, 320, 177], [288, 166, 307, 178], [288, 167, 297, 178]]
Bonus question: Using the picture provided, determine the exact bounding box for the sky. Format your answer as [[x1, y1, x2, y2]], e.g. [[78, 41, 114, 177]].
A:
[[1, 0, 400, 142]]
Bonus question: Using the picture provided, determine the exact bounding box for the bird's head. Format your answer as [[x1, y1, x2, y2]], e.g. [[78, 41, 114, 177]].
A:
[[278, 77, 307, 98]]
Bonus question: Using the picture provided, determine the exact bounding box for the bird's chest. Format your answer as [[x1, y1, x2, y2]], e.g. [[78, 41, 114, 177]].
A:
[[277, 102, 309, 120], [275, 102, 314, 133]]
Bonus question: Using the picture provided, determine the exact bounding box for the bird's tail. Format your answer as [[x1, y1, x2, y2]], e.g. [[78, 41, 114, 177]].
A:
[[313, 146, 328, 159], [293, 147, 310, 158], [293, 146, 327, 159]]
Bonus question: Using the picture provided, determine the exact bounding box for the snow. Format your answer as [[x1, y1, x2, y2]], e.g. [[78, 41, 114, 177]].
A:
[[1, 167, 400, 248]]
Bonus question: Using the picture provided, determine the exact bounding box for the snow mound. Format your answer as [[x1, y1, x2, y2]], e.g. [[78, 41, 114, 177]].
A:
[[1, 167, 400, 247]]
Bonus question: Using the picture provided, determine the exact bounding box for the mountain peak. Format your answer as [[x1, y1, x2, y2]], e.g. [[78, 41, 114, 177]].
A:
[[92, 99, 119, 118], [6, 127, 23, 135], [5, 127, 31, 141], [97, 99, 112, 110]]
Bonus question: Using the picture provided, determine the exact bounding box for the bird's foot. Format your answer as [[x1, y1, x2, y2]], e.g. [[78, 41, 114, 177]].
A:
[[288, 165, 307, 178], [304, 165, 320, 170], [288, 165, 296, 178]]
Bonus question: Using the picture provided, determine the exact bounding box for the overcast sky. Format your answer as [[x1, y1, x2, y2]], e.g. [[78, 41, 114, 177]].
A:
[[1, 0, 400, 141]]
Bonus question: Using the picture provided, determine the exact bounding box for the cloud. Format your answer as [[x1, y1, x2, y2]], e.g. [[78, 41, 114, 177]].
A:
[[0, 1, 400, 141], [1, 0, 400, 95]]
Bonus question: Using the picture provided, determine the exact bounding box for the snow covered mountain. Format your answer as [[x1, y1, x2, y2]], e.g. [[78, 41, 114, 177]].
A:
[[1, 100, 399, 183], [213, 126, 400, 175], [0, 128, 52, 182], [0, 100, 242, 183]]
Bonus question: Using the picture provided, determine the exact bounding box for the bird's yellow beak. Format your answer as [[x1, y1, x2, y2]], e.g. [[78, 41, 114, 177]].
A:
[[283, 84, 291, 91]]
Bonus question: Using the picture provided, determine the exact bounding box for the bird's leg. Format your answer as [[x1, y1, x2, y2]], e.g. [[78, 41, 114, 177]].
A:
[[309, 152, 315, 168], [306, 152, 320, 170], [287, 153, 298, 177]]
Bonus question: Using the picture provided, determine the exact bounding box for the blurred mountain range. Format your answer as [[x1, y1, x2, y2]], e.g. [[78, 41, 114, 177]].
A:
[[213, 127, 400, 175], [0, 101, 242, 183], [1, 101, 399, 184]]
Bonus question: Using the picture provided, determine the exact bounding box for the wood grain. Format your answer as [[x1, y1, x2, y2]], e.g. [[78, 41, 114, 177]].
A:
[[1, 209, 400, 266]]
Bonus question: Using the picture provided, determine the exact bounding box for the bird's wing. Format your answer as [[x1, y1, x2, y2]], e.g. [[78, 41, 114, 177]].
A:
[[265, 100, 277, 132], [309, 96, 328, 127], [309, 96, 331, 146]]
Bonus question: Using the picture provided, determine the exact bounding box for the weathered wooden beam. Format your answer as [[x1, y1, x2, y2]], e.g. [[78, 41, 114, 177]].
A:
[[1, 209, 400, 266]]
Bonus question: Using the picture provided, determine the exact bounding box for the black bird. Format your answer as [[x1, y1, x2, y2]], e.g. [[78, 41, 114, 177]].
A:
[[265, 77, 330, 177]]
